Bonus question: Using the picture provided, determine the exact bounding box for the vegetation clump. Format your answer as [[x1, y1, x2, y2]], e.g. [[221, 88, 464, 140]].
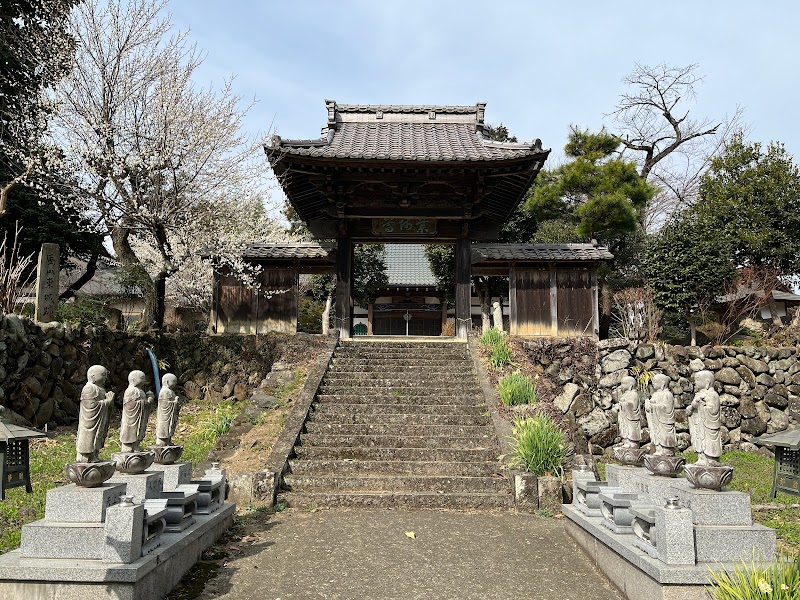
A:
[[497, 371, 537, 406], [509, 413, 571, 477], [707, 554, 799, 600]]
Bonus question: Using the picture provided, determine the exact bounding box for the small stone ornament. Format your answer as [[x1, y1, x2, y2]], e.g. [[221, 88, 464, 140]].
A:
[[151, 373, 184, 465], [113, 370, 155, 474], [613, 376, 647, 465], [66, 365, 117, 487]]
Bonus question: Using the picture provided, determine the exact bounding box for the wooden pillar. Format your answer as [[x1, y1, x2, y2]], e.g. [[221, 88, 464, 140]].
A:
[[335, 234, 353, 339], [590, 268, 599, 339], [455, 238, 471, 339], [290, 263, 299, 334], [549, 262, 558, 337], [367, 303, 374, 336], [441, 301, 448, 335], [509, 264, 517, 335], [209, 269, 221, 334]]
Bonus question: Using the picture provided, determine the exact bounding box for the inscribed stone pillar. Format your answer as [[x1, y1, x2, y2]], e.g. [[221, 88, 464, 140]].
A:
[[335, 235, 353, 339], [35, 243, 59, 322], [455, 238, 471, 339]]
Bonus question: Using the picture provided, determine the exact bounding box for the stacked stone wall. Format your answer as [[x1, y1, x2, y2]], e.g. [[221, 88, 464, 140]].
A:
[[519, 337, 800, 454], [0, 314, 297, 429]]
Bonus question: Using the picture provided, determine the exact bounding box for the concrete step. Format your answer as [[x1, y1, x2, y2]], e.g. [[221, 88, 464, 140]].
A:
[[330, 358, 473, 368], [299, 433, 496, 449], [278, 490, 513, 510], [334, 348, 468, 357], [288, 459, 503, 477], [293, 445, 500, 462], [312, 402, 488, 416], [337, 341, 467, 349], [323, 372, 475, 382], [304, 422, 495, 437], [326, 367, 475, 376], [315, 395, 482, 407], [317, 385, 481, 397], [308, 410, 491, 426], [283, 474, 510, 494]]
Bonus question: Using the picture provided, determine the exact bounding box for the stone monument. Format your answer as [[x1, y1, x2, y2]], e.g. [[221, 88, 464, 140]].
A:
[[152, 373, 184, 465], [34, 243, 59, 323], [113, 370, 155, 474], [65, 365, 117, 487], [642, 372, 686, 476], [684, 370, 733, 490], [613, 376, 646, 465]]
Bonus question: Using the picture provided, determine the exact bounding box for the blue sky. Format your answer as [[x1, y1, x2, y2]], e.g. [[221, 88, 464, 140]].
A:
[[168, 1, 799, 174]]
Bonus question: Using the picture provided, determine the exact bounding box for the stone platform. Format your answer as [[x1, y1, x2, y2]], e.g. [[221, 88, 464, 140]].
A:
[[564, 464, 776, 600], [0, 502, 234, 600]]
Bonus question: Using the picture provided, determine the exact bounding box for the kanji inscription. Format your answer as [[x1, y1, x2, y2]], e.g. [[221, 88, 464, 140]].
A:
[[35, 243, 59, 322], [372, 218, 437, 236]]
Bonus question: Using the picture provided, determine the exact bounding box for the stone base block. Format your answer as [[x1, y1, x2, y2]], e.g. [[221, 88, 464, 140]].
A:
[[44, 483, 126, 523], [109, 471, 165, 502], [0, 503, 235, 600], [20, 522, 106, 560], [694, 524, 777, 562], [537, 475, 562, 514], [512, 472, 538, 512], [605, 464, 752, 526], [150, 462, 192, 491], [193, 479, 224, 515]]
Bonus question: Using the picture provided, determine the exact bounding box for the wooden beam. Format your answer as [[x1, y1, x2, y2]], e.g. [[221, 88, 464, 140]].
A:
[[209, 269, 221, 334], [291, 263, 299, 334], [335, 234, 353, 339], [456, 238, 471, 339], [549, 262, 558, 337], [509, 264, 517, 335]]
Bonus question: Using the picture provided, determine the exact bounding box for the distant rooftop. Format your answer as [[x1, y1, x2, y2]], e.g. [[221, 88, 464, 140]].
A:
[[384, 244, 438, 287], [471, 243, 614, 262]]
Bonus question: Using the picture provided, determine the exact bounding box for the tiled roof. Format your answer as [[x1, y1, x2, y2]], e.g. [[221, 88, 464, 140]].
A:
[[243, 243, 335, 260], [384, 244, 438, 287], [472, 243, 614, 262], [267, 101, 545, 163]]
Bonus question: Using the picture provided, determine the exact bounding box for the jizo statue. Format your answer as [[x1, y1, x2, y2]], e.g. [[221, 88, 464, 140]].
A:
[[617, 376, 642, 448], [687, 370, 723, 466], [155, 373, 181, 447], [647, 373, 677, 456], [119, 370, 155, 453], [75, 365, 114, 462]]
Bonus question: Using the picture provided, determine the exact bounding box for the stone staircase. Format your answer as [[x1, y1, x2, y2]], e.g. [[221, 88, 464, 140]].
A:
[[279, 340, 513, 509]]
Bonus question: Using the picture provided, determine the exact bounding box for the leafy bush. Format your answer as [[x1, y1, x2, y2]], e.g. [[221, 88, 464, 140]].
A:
[[489, 341, 512, 369], [707, 555, 800, 600], [509, 413, 571, 477], [498, 371, 536, 406], [56, 299, 108, 327], [480, 328, 504, 348], [297, 298, 324, 333]]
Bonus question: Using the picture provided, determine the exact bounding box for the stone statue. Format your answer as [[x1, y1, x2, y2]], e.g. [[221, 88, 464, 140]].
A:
[[648, 374, 677, 456], [155, 373, 181, 447], [492, 301, 503, 331], [687, 370, 722, 466], [120, 370, 154, 453], [617, 376, 642, 448], [75, 365, 115, 462]]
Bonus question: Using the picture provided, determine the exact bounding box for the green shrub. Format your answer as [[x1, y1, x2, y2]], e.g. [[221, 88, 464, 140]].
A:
[[509, 413, 571, 477], [56, 299, 108, 327], [498, 371, 536, 406], [479, 328, 504, 348], [297, 298, 324, 333], [707, 554, 800, 599], [489, 340, 512, 369]]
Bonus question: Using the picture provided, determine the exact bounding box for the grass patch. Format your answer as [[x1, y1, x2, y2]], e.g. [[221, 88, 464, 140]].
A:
[[180, 398, 245, 467], [509, 413, 571, 477], [497, 371, 536, 406]]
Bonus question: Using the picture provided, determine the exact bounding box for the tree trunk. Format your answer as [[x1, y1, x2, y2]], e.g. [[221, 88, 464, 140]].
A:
[[322, 292, 333, 335], [768, 296, 783, 327], [599, 282, 612, 340], [60, 246, 100, 301], [688, 310, 697, 346], [110, 224, 155, 330], [152, 271, 167, 330], [478, 280, 491, 334]]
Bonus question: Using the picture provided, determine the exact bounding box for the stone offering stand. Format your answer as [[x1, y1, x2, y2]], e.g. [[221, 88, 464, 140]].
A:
[[565, 464, 776, 600]]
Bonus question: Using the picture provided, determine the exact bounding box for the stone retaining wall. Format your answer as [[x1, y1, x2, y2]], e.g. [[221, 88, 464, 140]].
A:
[[0, 314, 288, 429], [519, 337, 800, 454]]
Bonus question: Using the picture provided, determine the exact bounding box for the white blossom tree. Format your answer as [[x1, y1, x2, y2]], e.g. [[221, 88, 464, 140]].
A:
[[54, 0, 279, 329]]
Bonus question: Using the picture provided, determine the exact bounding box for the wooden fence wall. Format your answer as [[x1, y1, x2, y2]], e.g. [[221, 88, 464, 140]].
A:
[[214, 268, 298, 334]]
